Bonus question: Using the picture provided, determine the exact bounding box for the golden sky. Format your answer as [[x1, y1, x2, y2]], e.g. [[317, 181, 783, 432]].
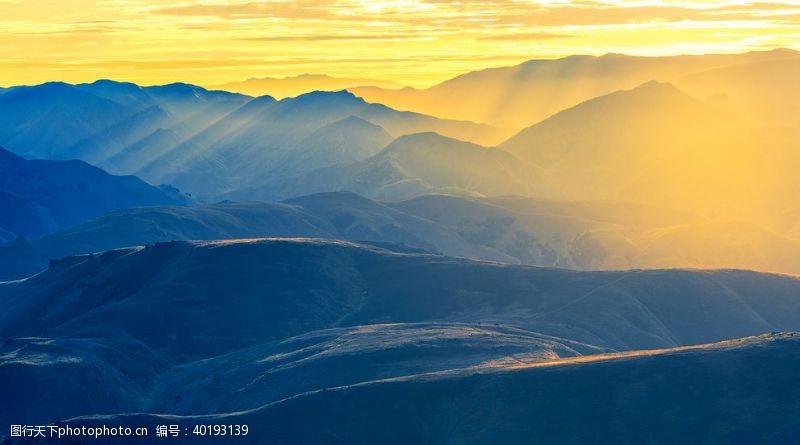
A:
[[1, 0, 799, 88]]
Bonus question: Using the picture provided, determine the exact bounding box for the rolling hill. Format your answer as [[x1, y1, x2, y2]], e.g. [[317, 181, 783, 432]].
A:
[[5, 191, 800, 281], [61, 333, 797, 445], [2, 238, 800, 434]]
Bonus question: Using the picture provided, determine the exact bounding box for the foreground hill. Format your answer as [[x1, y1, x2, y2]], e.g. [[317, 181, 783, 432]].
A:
[[1, 239, 800, 434], [55, 333, 797, 445], [0, 147, 187, 240]]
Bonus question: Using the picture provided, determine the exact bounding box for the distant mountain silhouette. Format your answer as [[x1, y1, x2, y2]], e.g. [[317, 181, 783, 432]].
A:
[[677, 53, 800, 127], [352, 49, 798, 128], [0, 146, 188, 239], [212, 73, 403, 98]]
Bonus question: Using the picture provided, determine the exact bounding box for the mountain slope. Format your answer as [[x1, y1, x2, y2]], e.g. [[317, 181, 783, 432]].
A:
[[4, 239, 800, 358], [498, 81, 766, 218], [0, 147, 188, 239]]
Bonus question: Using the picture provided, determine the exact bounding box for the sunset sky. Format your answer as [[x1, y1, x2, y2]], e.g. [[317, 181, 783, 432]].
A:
[[1, 0, 799, 88]]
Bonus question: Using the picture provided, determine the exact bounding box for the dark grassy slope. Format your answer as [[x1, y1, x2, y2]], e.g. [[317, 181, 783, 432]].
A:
[[9, 334, 800, 445], [4, 239, 800, 358], [1, 239, 800, 437], [186, 333, 800, 445], [0, 321, 604, 428]]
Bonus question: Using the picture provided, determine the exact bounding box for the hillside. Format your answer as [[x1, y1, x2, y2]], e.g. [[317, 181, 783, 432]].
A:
[[63, 333, 798, 445], [2, 239, 800, 433], [498, 81, 771, 220], [0, 147, 187, 239]]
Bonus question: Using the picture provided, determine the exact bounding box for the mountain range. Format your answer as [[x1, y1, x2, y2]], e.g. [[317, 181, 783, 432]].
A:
[[134, 91, 509, 196], [352, 48, 800, 129], [2, 43, 800, 445], [211, 73, 404, 98], [0, 81, 249, 161]]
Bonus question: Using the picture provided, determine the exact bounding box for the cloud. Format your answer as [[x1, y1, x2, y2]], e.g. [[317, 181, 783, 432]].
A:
[[147, 0, 800, 31], [238, 33, 423, 42], [477, 32, 574, 41], [152, 1, 342, 20]]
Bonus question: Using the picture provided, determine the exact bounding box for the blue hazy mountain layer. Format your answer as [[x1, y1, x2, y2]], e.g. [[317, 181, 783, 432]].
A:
[[0, 146, 187, 239], [0, 191, 699, 280]]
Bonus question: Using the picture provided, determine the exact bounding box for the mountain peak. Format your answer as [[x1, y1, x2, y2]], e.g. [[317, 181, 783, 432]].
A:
[[292, 89, 362, 102], [389, 131, 478, 149], [329, 115, 380, 129], [84, 79, 141, 89], [609, 80, 695, 105]]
